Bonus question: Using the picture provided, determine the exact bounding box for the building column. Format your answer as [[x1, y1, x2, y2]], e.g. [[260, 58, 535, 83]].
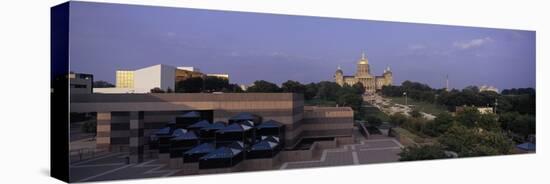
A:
[[96, 112, 112, 151], [129, 111, 145, 163]]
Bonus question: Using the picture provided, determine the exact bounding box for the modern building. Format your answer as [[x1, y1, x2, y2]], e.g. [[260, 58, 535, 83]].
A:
[[115, 70, 134, 88], [334, 52, 393, 94], [206, 73, 230, 81], [95, 64, 228, 94], [70, 93, 354, 162], [69, 72, 93, 94]]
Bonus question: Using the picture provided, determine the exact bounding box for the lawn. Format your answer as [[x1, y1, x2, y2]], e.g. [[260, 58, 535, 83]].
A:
[[388, 96, 448, 115]]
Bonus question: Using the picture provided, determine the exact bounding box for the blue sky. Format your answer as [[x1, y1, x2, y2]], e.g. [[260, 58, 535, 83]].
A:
[[69, 1, 536, 90]]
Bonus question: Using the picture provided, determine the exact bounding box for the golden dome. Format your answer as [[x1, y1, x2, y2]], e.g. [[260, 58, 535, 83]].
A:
[[358, 51, 368, 65]]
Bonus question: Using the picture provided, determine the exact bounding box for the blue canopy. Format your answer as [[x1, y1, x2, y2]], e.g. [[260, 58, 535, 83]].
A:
[[516, 142, 536, 151], [179, 111, 201, 118], [188, 120, 211, 129], [171, 128, 188, 137], [201, 121, 226, 131], [171, 131, 198, 141], [201, 147, 242, 159], [185, 143, 216, 155], [251, 140, 278, 151], [260, 136, 280, 143], [256, 120, 283, 129], [216, 123, 252, 133], [228, 141, 244, 150], [155, 127, 172, 135]]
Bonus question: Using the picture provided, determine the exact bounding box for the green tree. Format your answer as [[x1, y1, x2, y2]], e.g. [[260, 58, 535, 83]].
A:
[[365, 115, 382, 126], [282, 80, 306, 94], [424, 112, 454, 136], [337, 93, 362, 111], [438, 125, 513, 157], [317, 81, 341, 101], [455, 107, 480, 127], [304, 83, 318, 100], [389, 113, 408, 126], [247, 80, 281, 92], [176, 77, 203, 93], [352, 82, 366, 95], [204, 76, 229, 92], [399, 145, 449, 161]]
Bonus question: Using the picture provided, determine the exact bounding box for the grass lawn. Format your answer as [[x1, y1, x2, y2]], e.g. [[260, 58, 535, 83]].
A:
[[388, 96, 448, 115]]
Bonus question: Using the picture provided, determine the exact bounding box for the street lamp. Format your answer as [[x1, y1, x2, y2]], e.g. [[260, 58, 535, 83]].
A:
[[403, 92, 408, 106]]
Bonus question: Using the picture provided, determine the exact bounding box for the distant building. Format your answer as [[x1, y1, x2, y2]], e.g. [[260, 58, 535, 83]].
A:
[[94, 64, 228, 94], [334, 52, 392, 94], [479, 85, 499, 93], [69, 72, 93, 94], [239, 84, 248, 91], [206, 73, 230, 81], [115, 70, 134, 88]]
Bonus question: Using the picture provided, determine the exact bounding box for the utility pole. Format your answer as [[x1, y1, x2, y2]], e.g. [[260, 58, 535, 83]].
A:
[[446, 74, 449, 92]]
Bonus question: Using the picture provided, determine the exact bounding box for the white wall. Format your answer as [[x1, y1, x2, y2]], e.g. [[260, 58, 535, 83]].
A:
[[133, 64, 175, 92]]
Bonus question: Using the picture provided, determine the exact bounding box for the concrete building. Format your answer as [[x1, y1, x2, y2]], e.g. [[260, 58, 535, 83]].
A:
[[69, 72, 93, 94], [70, 93, 354, 162], [95, 64, 229, 94], [334, 52, 393, 94]]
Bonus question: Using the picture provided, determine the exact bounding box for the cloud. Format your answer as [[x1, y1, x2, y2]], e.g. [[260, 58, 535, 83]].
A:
[[453, 37, 493, 49]]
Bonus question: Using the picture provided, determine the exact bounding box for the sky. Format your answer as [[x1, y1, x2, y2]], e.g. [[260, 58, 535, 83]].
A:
[[69, 1, 536, 90]]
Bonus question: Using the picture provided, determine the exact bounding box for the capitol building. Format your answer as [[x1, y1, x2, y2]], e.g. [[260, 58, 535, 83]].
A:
[[334, 52, 393, 94]]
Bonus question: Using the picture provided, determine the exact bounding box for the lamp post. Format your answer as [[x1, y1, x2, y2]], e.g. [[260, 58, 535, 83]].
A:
[[403, 92, 408, 106]]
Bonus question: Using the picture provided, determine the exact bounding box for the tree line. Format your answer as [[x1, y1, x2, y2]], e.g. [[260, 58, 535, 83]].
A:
[[381, 80, 535, 115]]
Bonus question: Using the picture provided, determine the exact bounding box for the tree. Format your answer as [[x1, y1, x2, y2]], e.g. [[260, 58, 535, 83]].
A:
[[389, 113, 408, 126], [176, 77, 203, 93], [423, 112, 454, 136], [247, 80, 281, 92], [304, 83, 318, 100], [204, 76, 229, 92], [337, 93, 362, 111], [438, 125, 513, 157], [282, 80, 306, 94], [399, 145, 449, 161], [93, 80, 115, 88], [352, 83, 366, 95], [365, 115, 382, 126], [317, 81, 341, 101], [455, 107, 480, 128]]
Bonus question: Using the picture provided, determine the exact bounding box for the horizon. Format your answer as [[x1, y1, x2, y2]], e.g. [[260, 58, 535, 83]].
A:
[[69, 2, 536, 90]]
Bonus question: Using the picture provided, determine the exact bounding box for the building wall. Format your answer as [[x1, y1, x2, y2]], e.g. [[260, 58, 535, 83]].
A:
[[133, 64, 176, 92], [71, 93, 353, 149], [115, 70, 134, 88], [69, 73, 93, 94]]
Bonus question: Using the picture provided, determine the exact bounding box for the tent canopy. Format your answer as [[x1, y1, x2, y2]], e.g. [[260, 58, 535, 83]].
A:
[[171, 131, 198, 141], [188, 120, 211, 129], [171, 128, 188, 137], [217, 123, 251, 133], [261, 136, 280, 143], [179, 111, 201, 118], [185, 143, 215, 155], [201, 121, 226, 131], [155, 127, 172, 135], [201, 147, 242, 159], [251, 140, 278, 151]]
